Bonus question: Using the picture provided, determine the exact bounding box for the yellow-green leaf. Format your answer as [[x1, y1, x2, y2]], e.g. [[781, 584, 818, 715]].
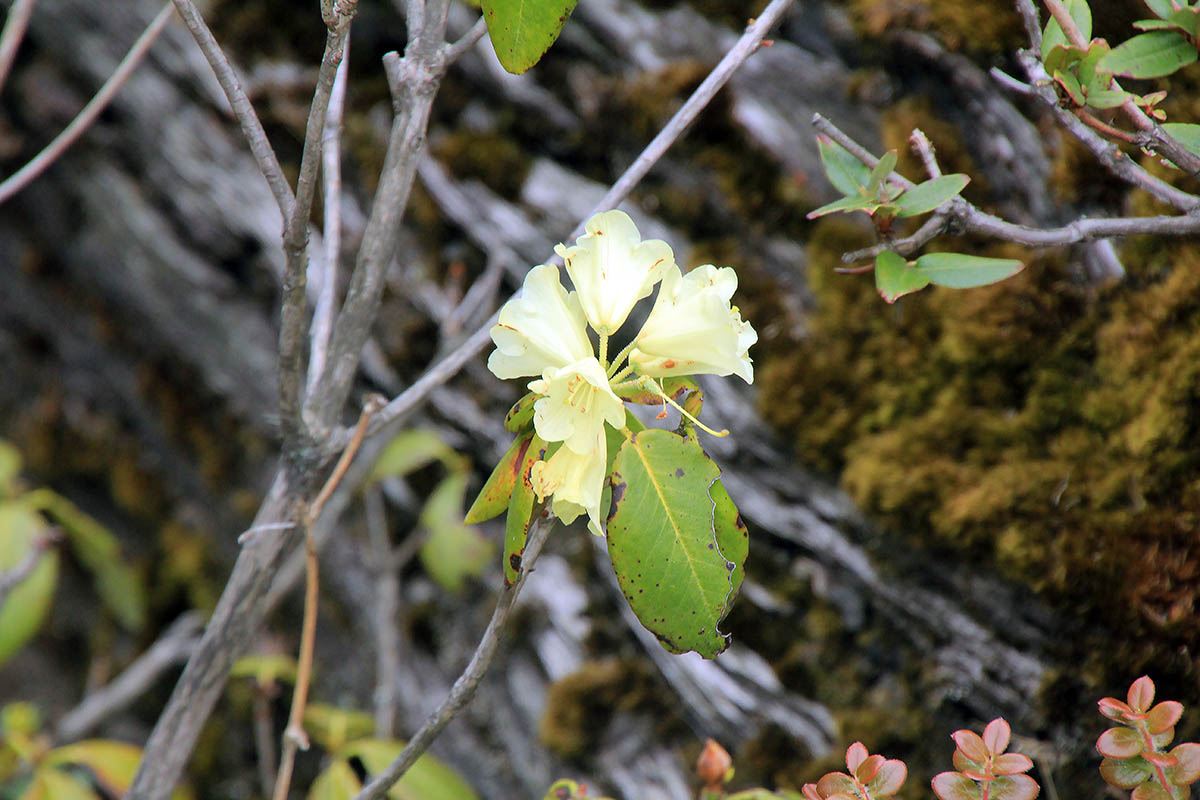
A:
[[370, 430, 458, 483], [303, 704, 375, 753], [502, 435, 544, 587], [0, 505, 59, 668], [419, 474, 493, 592], [230, 654, 298, 688], [337, 739, 479, 800], [464, 433, 533, 525], [482, 0, 579, 74]]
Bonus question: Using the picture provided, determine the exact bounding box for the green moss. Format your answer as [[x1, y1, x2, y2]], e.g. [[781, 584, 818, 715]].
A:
[[538, 659, 662, 760], [846, 0, 1023, 54], [430, 130, 532, 199]]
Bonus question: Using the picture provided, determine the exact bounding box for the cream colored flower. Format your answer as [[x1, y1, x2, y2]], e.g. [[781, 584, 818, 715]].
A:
[[487, 264, 593, 380], [529, 357, 625, 454], [555, 210, 675, 335], [531, 435, 607, 537], [628, 264, 757, 383]]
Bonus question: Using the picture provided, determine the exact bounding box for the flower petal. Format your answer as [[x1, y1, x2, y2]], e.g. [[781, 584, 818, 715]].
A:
[[628, 264, 758, 383], [556, 210, 675, 334], [531, 436, 608, 536], [529, 357, 626, 454], [488, 264, 593, 379]]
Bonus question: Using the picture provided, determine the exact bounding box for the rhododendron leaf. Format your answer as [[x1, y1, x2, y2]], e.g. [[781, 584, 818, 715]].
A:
[[875, 250, 930, 303], [1129, 676, 1156, 712], [954, 751, 983, 773], [481, 0, 579, 74], [0, 506, 59, 668], [464, 432, 532, 525], [1146, 701, 1183, 735], [1098, 726, 1144, 759], [1101, 756, 1154, 789], [501, 435, 543, 587], [606, 430, 741, 658], [963, 770, 994, 782], [845, 742, 869, 772], [504, 391, 537, 433], [894, 174, 969, 218], [993, 754, 1034, 775], [954, 731, 990, 763], [932, 772, 981, 800], [913, 252, 1024, 289], [1042, 0, 1092, 59], [1100, 698, 1134, 721], [988, 775, 1040, 800], [983, 719, 1011, 754], [817, 773, 857, 799], [1097, 31, 1197, 78], [854, 753, 882, 781], [1168, 742, 1200, 785], [866, 760, 907, 796], [1142, 751, 1178, 768], [1131, 780, 1181, 800], [817, 137, 871, 196]]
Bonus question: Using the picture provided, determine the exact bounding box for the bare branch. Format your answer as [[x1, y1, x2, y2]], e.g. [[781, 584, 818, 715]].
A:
[[364, 486, 401, 738], [308, 36, 352, 396], [909, 128, 942, 178], [0, 0, 36, 96], [55, 613, 203, 742], [443, 15, 487, 65], [350, 512, 555, 800], [0, 1, 174, 206], [167, 0, 294, 217]]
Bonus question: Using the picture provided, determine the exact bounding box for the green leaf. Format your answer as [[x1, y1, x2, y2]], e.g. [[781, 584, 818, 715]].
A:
[[1097, 32, 1198, 78], [1101, 756, 1155, 789], [1162, 122, 1200, 156], [370, 429, 458, 482], [481, 0, 579, 74], [464, 433, 533, 525], [806, 194, 879, 219], [22, 768, 96, 800], [1086, 88, 1131, 109], [503, 392, 536, 433], [418, 473, 493, 592], [894, 174, 969, 217], [502, 435, 544, 587], [309, 760, 361, 800], [22, 490, 145, 633], [230, 654, 298, 687], [606, 430, 743, 658], [1098, 726, 1145, 759], [817, 137, 871, 196], [0, 440, 20, 495], [914, 252, 1025, 289], [1042, 0, 1093, 60], [1133, 18, 1179, 30], [709, 479, 747, 604], [1145, 0, 1174, 20], [338, 739, 480, 800], [0, 505, 59, 668], [1054, 68, 1086, 105], [1169, 7, 1199, 36], [988, 776, 1040, 800], [303, 704, 375, 753], [43, 740, 147, 798], [1167, 742, 1200, 785], [866, 150, 898, 195], [874, 250, 930, 304], [932, 773, 982, 800]]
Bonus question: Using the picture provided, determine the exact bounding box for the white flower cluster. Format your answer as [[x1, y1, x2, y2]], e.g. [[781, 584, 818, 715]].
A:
[[487, 210, 757, 536]]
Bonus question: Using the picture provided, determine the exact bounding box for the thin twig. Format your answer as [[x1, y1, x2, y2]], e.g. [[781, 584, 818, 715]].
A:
[[443, 15, 487, 65], [0, 0, 37, 96], [309, 35, 351, 396], [280, 8, 358, 446], [55, 613, 204, 742], [252, 685, 278, 800], [814, 115, 1200, 263], [167, 0, 294, 216], [0, 1, 174, 206], [364, 486, 400, 738], [910, 129, 942, 178], [575, 0, 796, 238], [350, 512, 554, 800]]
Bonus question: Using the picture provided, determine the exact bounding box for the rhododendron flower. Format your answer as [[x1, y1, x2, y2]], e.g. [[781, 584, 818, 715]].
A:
[[555, 210, 675, 334], [530, 435, 607, 537], [487, 264, 592, 380], [629, 264, 757, 383], [528, 357, 625, 455]]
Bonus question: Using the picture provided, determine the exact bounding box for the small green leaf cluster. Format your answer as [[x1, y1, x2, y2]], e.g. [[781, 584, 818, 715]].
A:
[[932, 719, 1038, 800], [806, 139, 969, 225], [470, 379, 747, 659], [0, 440, 146, 669], [0, 702, 191, 800], [1096, 676, 1200, 800], [803, 742, 907, 800], [370, 429, 492, 593], [1099, 0, 1200, 79], [807, 138, 1024, 303]]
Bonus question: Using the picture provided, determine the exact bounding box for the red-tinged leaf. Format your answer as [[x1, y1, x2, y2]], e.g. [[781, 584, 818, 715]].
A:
[[866, 760, 907, 797], [464, 432, 533, 525], [993, 754, 1034, 776], [963, 771, 994, 782], [827, 793, 860, 800], [983, 719, 1011, 754], [803, 784, 825, 800], [1098, 727, 1145, 759], [1129, 677, 1156, 712], [932, 772, 981, 800], [953, 752, 983, 773], [954, 731, 990, 764], [1100, 698, 1134, 721], [1131, 780, 1175, 800], [1101, 756, 1155, 789], [819, 772, 857, 799], [846, 743, 870, 773], [1146, 702, 1183, 734], [1168, 743, 1200, 785], [875, 250, 931, 303], [1142, 751, 1178, 768], [1152, 729, 1176, 750], [856, 755, 884, 783], [989, 775, 1040, 800]]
